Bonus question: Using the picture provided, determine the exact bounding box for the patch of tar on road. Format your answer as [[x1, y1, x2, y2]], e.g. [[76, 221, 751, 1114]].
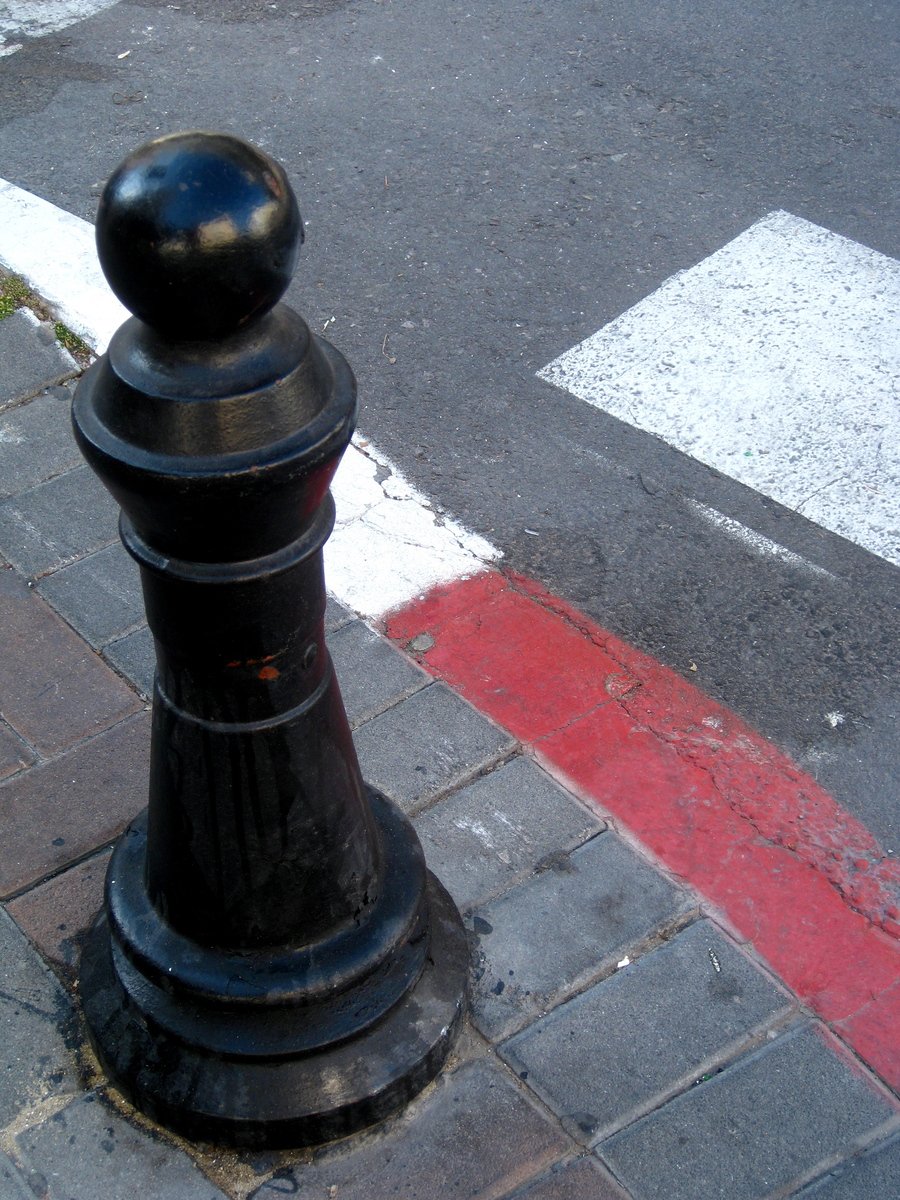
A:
[[0, 38, 112, 125]]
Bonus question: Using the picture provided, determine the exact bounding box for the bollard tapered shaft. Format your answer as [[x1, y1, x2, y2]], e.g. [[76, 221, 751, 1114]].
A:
[[74, 132, 468, 1148]]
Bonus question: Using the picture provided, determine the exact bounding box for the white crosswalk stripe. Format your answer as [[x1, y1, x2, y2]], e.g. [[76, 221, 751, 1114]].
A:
[[0, 1, 119, 42], [539, 211, 900, 567]]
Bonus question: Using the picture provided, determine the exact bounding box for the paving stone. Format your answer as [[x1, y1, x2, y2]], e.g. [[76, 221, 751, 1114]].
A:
[[500, 1157, 629, 1199], [354, 681, 516, 814], [0, 907, 79, 1130], [597, 1022, 899, 1200], [0, 566, 142, 756], [0, 719, 33, 781], [0, 309, 76, 411], [329, 618, 429, 727], [0, 1149, 35, 1199], [414, 756, 603, 911], [0, 712, 149, 898], [0, 391, 82, 497], [796, 1131, 900, 1198], [7, 848, 111, 977], [502, 918, 793, 1143], [15, 1092, 228, 1199], [469, 831, 695, 1041], [38, 542, 145, 648], [249, 1059, 570, 1200], [325, 593, 354, 632], [103, 624, 155, 698], [0, 465, 119, 576]]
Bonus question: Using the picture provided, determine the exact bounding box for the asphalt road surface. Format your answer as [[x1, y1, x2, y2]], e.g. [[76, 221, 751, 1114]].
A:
[[1, 0, 897, 849]]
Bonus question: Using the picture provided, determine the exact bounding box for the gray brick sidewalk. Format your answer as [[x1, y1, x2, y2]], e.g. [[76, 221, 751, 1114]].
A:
[[1, 307, 898, 1198]]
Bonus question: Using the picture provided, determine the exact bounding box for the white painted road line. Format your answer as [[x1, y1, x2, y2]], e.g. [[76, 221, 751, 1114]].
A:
[[0, 1, 119, 42], [0, 179, 127, 351], [540, 211, 900, 568], [330, 438, 497, 619], [686, 500, 836, 581], [0, 179, 499, 620]]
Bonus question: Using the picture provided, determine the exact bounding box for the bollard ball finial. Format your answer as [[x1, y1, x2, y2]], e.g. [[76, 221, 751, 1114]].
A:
[[96, 131, 303, 341]]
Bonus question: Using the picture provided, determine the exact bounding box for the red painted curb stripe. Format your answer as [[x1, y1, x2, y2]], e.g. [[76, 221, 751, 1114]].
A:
[[383, 568, 900, 1092]]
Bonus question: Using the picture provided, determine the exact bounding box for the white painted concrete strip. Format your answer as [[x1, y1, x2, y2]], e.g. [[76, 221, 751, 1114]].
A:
[[539, 211, 900, 567], [0, 2, 119, 41], [0, 179, 128, 352], [0, 180, 499, 619], [686, 501, 835, 581], [330, 437, 497, 619]]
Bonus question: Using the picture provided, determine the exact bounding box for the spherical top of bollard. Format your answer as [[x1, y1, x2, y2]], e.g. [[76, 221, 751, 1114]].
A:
[[96, 131, 304, 341]]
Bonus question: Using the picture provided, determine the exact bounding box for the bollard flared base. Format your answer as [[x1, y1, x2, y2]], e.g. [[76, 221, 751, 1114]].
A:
[[80, 795, 470, 1149]]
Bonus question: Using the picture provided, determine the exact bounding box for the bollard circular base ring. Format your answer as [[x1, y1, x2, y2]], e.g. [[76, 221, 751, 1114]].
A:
[[81, 870, 468, 1149]]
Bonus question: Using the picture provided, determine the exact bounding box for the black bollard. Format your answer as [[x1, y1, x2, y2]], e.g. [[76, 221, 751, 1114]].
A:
[[73, 131, 468, 1148]]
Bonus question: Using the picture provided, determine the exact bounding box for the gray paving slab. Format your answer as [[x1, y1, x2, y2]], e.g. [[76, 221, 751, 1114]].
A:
[[0, 719, 33, 782], [102, 624, 155, 697], [249, 1059, 570, 1200], [354, 681, 516, 813], [501, 918, 794, 1143], [15, 1092, 228, 1200], [502, 1156, 630, 1199], [7, 847, 111, 979], [0, 390, 81, 498], [0, 712, 149, 898], [0, 907, 79, 1131], [324, 593, 354, 633], [37, 541, 144, 648], [469, 830, 696, 1041], [0, 466, 118, 576], [0, 565, 142, 760], [0, 1149, 35, 1200], [329, 617, 429, 727], [0, 310, 76, 411], [597, 1022, 899, 1200], [796, 1131, 900, 1198], [414, 756, 604, 912]]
